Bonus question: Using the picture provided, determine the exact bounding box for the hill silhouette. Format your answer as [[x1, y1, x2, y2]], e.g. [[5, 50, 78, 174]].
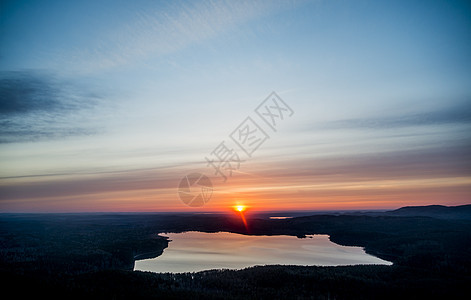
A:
[[385, 204, 471, 219]]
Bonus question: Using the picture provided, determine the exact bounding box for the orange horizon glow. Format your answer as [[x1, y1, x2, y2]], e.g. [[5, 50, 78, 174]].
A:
[[1, 158, 470, 213]]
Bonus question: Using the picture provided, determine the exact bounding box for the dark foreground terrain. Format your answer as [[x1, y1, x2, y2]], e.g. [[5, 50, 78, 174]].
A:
[[1, 205, 471, 299]]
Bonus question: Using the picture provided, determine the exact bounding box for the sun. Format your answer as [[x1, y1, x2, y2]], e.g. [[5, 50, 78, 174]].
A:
[[233, 204, 249, 231], [234, 205, 246, 212]]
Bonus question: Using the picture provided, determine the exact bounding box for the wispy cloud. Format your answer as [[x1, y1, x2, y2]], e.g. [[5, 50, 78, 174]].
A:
[[0, 71, 106, 143], [317, 101, 471, 130], [59, 0, 301, 72]]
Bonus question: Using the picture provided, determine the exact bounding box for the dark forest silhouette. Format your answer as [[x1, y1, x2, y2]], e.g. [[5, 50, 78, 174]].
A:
[[1, 204, 470, 299]]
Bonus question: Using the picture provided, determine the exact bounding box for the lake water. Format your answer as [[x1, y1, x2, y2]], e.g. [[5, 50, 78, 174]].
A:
[[134, 231, 392, 273]]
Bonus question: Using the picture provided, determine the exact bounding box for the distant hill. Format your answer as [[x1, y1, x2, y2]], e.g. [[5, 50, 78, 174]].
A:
[[385, 204, 471, 219]]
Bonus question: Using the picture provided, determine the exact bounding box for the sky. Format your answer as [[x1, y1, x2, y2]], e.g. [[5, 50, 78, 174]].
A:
[[0, 0, 470, 212]]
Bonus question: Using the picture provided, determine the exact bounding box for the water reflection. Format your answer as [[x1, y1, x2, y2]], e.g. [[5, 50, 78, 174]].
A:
[[134, 231, 391, 273]]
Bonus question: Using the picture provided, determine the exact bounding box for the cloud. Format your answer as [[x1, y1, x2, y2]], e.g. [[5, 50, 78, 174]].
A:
[[272, 144, 471, 181], [0, 71, 105, 143], [60, 0, 302, 72], [0, 165, 181, 202], [0, 71, 75, 115], [319, 101, 471, 130]]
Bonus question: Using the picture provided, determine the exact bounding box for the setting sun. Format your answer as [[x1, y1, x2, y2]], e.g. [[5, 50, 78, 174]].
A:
[[233, 204, 248, 231], [234, 205, 246, 212]]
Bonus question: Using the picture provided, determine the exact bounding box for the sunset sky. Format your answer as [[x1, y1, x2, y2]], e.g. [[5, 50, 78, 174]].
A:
[[1, 0, 470, 212]]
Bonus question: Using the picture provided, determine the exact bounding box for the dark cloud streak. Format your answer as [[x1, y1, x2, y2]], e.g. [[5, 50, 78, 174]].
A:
[[0, 71, 61, 115], [239, 143, 471, 188], [0, 70, 104, 143], [313, 101, 471, 130]]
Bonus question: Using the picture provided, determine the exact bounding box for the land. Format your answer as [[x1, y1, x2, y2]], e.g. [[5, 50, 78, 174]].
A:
[[1, 204, 470, 299]]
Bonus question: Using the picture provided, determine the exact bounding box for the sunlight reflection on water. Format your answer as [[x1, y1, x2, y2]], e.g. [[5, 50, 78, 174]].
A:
[[134, 231, 392, 273]]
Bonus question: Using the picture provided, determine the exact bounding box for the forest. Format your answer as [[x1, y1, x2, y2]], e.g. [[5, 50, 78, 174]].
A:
[[1, 205, 470, 299]]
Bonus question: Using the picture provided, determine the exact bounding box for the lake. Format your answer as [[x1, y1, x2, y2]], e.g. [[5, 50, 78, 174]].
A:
[[134, 231, 392, 273]]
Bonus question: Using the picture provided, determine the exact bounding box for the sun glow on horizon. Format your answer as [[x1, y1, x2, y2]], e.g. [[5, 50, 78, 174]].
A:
[[233, 204, 248, 231], [234, 205, 246, 212]]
